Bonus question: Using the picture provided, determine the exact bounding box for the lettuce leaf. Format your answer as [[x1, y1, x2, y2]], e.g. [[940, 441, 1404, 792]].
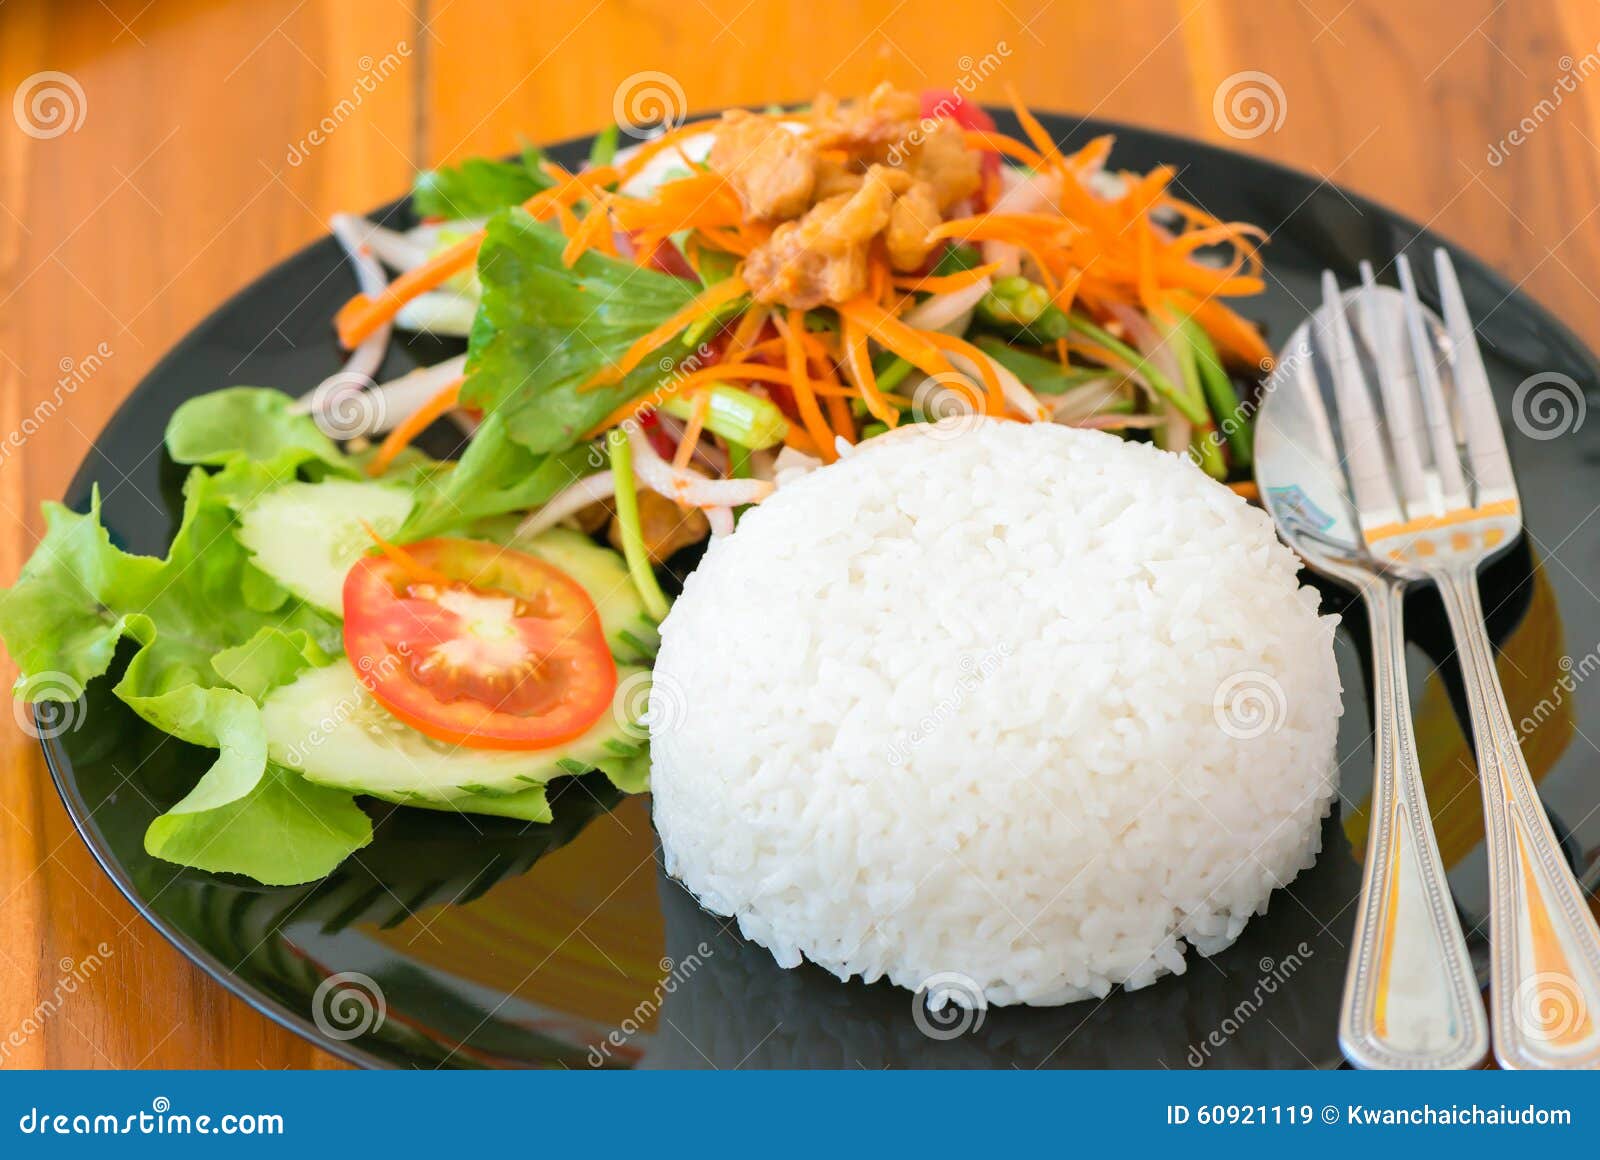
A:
[[411, 148, 553, 220], [167, 386, 359, 477], [400, 412, 594, 541], [462, 208, 698, 454], [0, 466, 371, 885]]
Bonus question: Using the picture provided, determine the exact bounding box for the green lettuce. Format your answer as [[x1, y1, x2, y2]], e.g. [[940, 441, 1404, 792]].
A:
[[411, 148, 553, 220], [166, 386, 360, 477], [0, 467, 370, 885], [462, 208, 698, 453]]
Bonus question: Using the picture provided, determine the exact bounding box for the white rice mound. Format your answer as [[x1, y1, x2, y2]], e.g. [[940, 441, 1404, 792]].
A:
[[649, 419, 1342, 1006]]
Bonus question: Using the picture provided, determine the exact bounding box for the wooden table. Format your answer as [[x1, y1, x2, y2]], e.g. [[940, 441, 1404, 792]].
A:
[[1, 0, 1597, 1069]]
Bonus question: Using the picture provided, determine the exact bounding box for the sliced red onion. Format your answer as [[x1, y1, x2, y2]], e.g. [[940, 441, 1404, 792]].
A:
[[1072, 412, 1166, 431], [306, 215, 392, 409], [294, 354, 467, 439], [899, 276, 992, 336], [628, 429, 773, 507], [938, 346, 1050, 422], [1105, 302, 1185, 413], [348, 220, 432, 271], [512, 471, 617, 541], [395, 290, 478, 337], [1051, 378, 1122, 423]]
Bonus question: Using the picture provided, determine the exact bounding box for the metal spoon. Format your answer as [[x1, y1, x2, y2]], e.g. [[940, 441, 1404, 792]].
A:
[[1253, 277, 1489, 1069]]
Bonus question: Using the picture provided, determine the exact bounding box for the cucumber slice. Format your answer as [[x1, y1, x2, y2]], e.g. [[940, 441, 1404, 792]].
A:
[[236, 479, 413, 615], [261, 659, 650, 806], [518, 528, 661, 661]]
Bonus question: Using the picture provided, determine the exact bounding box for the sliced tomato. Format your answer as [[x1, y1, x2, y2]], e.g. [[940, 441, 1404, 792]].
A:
[[342, 538, 617, 751]]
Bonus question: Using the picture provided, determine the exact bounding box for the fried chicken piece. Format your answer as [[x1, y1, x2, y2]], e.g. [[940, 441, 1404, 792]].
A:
[[909, 119, 982, 210], [571, 499, 612, 535], [813, 156, 863, 199], [608, 489, 709, 564], [709, 110, 817, 221], [743, 166, 897, 308], [811, 83, 922, 155], [885, 180, 943, 271]]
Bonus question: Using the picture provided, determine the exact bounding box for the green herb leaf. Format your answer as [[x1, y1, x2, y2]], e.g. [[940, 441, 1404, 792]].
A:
[[462, 208, 698, 454], [411, 149, 553, 220]]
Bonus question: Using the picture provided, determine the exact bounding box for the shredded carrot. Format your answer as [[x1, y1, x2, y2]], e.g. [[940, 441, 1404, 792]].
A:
[[336, 233, 482, 348], [366, 378, 462, 477], [1229, 480, 1261, 501], [562, 191, 616, 266], [891, 261, 1003, 294], [727, 305, 771, 358], [781, 425, 820, 455], [585, 276, 749, 389], [613, 120, 720, 182], [1182, 295, 1276, 371], [924, 331, 1005, 415], [583, 360, 796, 438], [841, 315, 898, 427], [960, 129, 1043, 169], [1007, 85, 1064, 170], [825, 392, 854, 443], [359, 521, 456, 589], [778, 309, 838, 462], [834, 297, 950, 379], [673, 389, 712, 471]]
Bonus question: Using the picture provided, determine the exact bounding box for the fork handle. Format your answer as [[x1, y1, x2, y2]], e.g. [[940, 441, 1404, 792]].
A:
[[1340, 579, 1489, 1068], [1436, 563, 1600, 1069]]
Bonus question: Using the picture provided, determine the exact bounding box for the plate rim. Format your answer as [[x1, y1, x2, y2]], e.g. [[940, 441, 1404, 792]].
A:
[[34, 107, 1600, 1070]]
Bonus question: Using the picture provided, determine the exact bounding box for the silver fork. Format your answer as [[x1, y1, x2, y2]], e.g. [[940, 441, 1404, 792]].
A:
[[1319, 250, 1600, 1069]]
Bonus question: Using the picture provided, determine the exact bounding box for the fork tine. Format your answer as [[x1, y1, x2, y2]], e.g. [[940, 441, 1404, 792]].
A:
[[1318, 270, 1404, 535], [1395, 254, 1470, 509], [1357, 261, 1430, 515], [1434, 248, 1518, 505]]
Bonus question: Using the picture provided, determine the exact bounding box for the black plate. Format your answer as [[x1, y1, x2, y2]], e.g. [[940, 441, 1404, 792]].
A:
[[39, 111, 1600, 1069]]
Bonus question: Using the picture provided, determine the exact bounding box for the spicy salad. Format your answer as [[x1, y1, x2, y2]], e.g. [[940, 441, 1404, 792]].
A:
[[0, 84, 1272, 885]]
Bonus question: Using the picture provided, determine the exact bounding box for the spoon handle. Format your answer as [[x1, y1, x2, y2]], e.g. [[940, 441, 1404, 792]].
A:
[[1339, 579, 1488, 1069], [1435, 564, 1600, 1069]]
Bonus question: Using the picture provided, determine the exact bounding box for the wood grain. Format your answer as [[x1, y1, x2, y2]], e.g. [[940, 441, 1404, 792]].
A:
[[2, 0, 1598, 1068]]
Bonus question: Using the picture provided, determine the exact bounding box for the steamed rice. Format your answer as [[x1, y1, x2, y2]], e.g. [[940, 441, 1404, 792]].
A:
[[649, 419, 1342, 1006]]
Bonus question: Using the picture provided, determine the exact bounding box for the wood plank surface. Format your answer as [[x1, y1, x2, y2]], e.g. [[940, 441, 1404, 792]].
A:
[[1, 0, 1597, 1068]]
